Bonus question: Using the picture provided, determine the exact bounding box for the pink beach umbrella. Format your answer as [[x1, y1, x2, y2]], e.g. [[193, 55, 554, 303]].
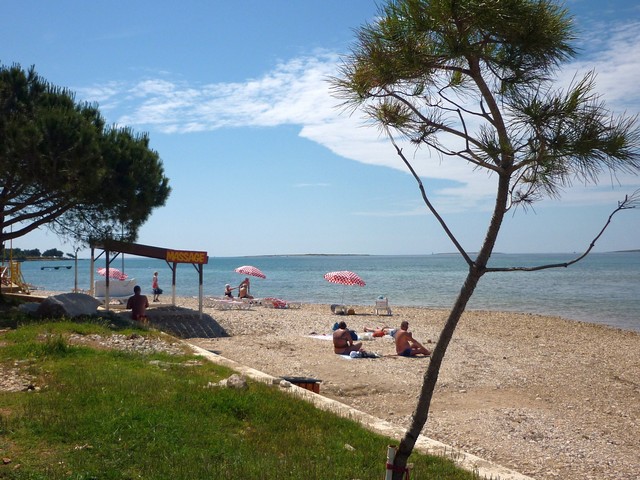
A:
[[324, 270, 366, 304], [234, 265, 266, 279], [97, 267, 128, 281], [323, 270, 366, 287]]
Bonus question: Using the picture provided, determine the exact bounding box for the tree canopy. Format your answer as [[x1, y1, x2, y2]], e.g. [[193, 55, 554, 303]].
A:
[[0, 63, 171, 248], [332, 0, 639, 477]]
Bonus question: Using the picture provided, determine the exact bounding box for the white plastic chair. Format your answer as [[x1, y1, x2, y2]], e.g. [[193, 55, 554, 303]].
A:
[[373, 297, 392, 315]]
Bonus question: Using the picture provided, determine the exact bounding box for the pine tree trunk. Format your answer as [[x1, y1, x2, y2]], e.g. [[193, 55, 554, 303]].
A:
[[390, 173, 510, 479], [391, 267, 483, 478]]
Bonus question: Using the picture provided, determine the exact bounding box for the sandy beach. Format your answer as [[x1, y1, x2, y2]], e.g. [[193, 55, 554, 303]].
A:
[[11, 292, 639, 480], [167, 297, 639, 480]]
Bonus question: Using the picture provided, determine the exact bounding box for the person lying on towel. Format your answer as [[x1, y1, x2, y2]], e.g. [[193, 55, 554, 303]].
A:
[[363, 326, 397, 337]]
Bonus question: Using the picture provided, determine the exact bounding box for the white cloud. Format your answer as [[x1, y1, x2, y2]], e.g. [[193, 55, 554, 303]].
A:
[[565, 21, 640, 112], [97, 53, 342, 133], [75, 20, 640, 213]]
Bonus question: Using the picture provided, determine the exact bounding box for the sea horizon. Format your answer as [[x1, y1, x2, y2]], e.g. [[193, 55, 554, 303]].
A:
[[13, 247, 640, 262]]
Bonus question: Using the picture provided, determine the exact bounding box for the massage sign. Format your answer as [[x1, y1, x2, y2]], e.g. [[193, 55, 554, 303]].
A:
[[165, 250, 208, 264]]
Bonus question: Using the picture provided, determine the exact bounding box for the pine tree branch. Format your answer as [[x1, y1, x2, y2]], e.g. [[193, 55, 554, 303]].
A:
[[486, 189, 640, 272]]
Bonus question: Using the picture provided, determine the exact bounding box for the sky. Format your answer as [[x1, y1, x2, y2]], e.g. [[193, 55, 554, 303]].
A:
[[3, 0, 640, 258]]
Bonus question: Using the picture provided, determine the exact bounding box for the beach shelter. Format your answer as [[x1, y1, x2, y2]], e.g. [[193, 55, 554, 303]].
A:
[[90, 240, 209, 316]]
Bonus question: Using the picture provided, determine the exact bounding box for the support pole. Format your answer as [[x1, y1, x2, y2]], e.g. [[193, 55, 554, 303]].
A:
[[89, 247, 95, 296], [105, 250, 110, 312], [198, 264, 203, 318], [385, 445, 396, 480], [385, 445, 410, 480]]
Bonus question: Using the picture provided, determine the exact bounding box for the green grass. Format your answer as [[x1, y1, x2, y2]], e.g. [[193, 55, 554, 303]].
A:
[[0, 312, 478, 479]]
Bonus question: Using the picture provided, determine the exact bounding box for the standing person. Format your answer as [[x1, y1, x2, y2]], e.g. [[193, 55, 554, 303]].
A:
[[126, 285, 149, 323], [152, 271, 162, 302], [238, 277, 253, 299], [333, 320, 363, 355], [395, 320, 431, 357]]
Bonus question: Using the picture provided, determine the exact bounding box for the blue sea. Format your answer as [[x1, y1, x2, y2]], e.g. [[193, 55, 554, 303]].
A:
[[16, 252, 640, 333]]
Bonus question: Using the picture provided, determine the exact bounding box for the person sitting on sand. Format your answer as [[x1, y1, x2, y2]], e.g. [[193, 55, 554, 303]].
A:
[[126, 285, 149, 323], [224, 284, 236, 298], [395, 320, 430, 356], [364, 326, 397, 337], [333, 320, 363, 355], [238, 278, 254, 299]]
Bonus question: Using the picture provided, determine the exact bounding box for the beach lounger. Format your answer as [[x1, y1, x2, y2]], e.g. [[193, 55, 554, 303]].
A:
[[240, 297, 262, 307], [206, 297, 251, 310], [373, 297, 392, 315]]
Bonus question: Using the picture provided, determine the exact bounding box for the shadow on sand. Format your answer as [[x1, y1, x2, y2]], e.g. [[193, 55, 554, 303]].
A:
[[126, 306, 230, 339]]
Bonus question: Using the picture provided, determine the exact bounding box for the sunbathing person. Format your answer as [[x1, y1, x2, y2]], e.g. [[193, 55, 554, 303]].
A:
[[126, 285, 149, 324], [395, 320, 430, 356], [364, 326, 397, 337], [224, 284, 236, 298], [333, 321, 363, 355]]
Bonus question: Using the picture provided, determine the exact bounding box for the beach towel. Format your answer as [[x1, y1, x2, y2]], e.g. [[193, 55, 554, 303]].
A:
[[339, 351, 381, 359], [307, 334, 332, 340]]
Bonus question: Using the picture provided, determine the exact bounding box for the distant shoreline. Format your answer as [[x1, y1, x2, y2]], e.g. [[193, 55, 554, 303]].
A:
[[16, 249, 640, 262], [10, 257, 77, 262]]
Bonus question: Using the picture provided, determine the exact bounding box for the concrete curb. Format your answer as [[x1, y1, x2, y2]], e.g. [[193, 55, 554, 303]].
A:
[[186, 342, 535, 480]]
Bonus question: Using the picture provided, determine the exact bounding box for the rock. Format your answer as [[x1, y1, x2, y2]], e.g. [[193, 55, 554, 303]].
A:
[[207, 374, 248, 390], [36, 293, 102, 318], [225, 374, 247, 389]]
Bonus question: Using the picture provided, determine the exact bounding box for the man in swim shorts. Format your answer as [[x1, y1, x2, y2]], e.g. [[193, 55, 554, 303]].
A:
[[395, 320, 430, 356], [126, 285, 149, 324]]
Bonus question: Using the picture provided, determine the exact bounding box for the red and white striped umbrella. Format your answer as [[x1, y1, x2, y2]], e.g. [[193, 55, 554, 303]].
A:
[[234, 265, 266, 279], [323, 271, 366, 287], [97, 267, 128, 281]]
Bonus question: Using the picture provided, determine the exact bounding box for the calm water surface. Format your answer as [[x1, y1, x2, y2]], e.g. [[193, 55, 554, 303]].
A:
[[17, 252, 640, 333]]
